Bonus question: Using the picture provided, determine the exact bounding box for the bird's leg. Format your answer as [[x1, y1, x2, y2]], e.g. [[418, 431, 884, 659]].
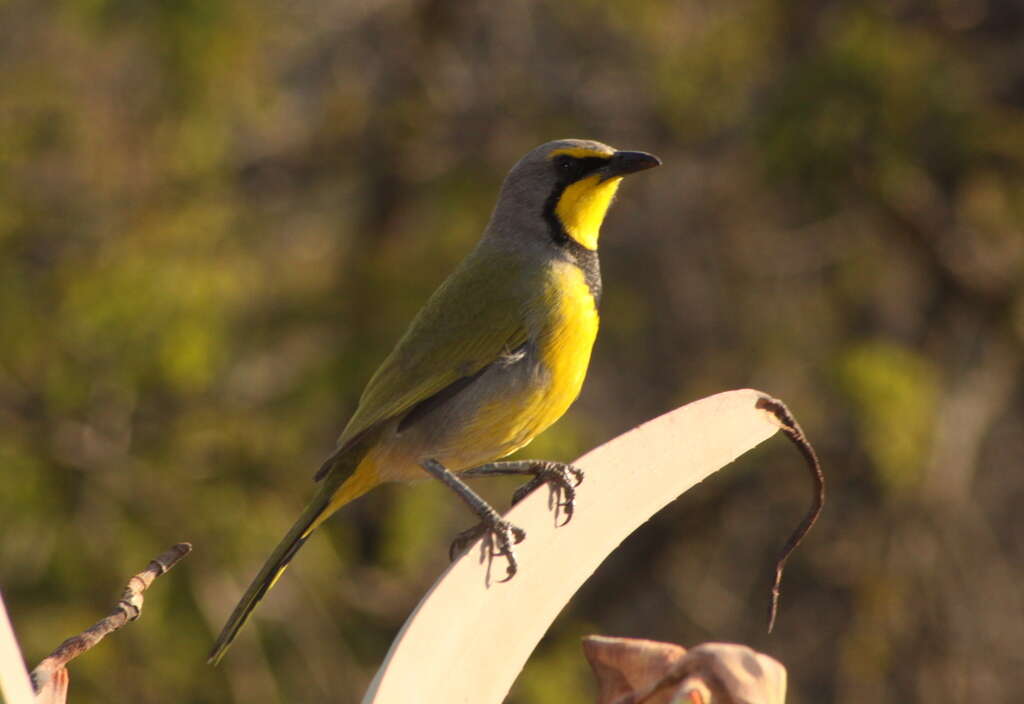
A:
[[461, 460, 584, 525], [420, 458, 526, 579]]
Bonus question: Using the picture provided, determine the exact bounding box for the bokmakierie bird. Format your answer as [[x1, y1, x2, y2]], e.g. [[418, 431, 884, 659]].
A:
[[208, 139, 660, 664]]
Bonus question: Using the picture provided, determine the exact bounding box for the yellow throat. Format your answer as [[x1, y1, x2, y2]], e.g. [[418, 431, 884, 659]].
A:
[[554, 174, 623, 250]]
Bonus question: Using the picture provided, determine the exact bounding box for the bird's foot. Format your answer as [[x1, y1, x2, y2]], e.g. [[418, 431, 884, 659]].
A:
[[511, 461, 585, 525], [448, 514, 526, 580]]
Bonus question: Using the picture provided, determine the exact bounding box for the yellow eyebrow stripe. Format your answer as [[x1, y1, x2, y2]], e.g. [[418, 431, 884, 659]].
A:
[[548, 147, 614, 160]]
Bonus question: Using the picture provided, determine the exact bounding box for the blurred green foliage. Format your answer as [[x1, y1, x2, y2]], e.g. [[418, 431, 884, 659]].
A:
[[2, 0, 1023, 702], [840, 341, 939, 493]]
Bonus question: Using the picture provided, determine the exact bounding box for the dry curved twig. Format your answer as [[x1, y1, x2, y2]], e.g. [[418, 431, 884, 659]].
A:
[[30, 543, 192, 699], [754, 395, 826, 633]]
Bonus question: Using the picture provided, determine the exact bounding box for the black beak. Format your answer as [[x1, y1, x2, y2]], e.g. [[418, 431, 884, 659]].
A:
[[604, 150, 661, 178]]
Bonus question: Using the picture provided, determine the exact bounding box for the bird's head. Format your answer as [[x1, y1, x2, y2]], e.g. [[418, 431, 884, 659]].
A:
[[486, 139, 660, 252]]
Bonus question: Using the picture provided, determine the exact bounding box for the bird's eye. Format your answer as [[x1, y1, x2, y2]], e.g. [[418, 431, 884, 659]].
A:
[[560, 159, 572, 170]]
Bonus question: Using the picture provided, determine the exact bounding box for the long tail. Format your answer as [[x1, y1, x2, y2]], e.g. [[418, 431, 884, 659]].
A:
[[207, 462, 377, 665]]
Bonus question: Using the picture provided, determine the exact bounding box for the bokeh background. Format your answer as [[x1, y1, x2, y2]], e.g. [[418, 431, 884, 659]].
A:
[[3, 0, 1023, 702]]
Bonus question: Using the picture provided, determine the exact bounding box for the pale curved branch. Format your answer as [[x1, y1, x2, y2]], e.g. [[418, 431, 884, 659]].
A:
[[363, 389, 823, 704], [0, 590, 36, 704]]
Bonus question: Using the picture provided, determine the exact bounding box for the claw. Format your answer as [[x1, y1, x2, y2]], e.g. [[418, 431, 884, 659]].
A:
[[511, 463, 585, 526], [448, 515, 526, 579], [567, 466, 585, 487]]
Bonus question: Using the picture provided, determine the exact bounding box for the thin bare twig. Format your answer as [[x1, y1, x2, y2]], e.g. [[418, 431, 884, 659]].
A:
[[30, 543, 192, 695], [754, 395, 826, 633]]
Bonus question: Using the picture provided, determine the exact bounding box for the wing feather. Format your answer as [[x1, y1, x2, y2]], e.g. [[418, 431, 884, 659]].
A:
[[334, 252, 530, 453]]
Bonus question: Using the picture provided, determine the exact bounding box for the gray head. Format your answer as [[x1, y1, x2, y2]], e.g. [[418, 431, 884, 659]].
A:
[[484, 139, 660, 252]]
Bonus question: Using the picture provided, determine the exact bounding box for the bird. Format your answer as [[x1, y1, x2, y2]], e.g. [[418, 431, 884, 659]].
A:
[[208, 138, 660, 664]]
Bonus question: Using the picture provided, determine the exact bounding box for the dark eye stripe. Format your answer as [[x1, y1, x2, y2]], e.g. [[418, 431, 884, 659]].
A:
[[576, 156, 609, 173], [553, 156, 609, 182]]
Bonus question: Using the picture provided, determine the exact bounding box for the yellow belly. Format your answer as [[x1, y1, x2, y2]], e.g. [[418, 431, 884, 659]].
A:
[[473, 259, 599, 458], [532, 261, 600, 432]]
